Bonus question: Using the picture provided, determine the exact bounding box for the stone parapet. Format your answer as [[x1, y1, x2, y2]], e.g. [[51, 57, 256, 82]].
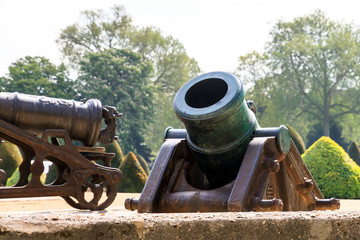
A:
[[0, 209, 359, 239]]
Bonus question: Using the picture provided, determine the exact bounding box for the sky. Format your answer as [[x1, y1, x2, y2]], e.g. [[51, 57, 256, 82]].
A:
[[1, 0, 360, 77]]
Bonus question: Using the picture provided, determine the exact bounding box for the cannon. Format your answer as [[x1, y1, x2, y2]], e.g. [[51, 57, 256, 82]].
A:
[[125, 71, 340, 213], [0, 92, 122, 210]]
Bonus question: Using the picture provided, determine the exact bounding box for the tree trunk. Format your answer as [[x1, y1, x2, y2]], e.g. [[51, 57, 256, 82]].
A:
[[323, 117, 330, 136]]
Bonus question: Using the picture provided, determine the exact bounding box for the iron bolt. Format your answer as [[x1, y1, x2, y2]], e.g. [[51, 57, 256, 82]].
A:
[[303, 178, 314, 192], [254, 197, 283, 211], [268, 159, 280, 173], [314, 198, 340, 211], [125, 197, 139, 211]]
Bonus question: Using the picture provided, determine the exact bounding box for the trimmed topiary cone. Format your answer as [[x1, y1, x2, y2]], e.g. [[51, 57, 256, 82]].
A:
[[0, 140, 23, 185], [302, 136, 360, 199], [100, 141, 124, 168], [6, 167, 46, 186], [286, 124, 306, 154], [348, 141, 360, 167], [118, 152, 148, 193], [137, 154, 151, 175]]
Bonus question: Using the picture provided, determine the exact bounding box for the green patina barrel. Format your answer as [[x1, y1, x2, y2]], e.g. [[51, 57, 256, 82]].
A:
[[173, 72, 259, 188]]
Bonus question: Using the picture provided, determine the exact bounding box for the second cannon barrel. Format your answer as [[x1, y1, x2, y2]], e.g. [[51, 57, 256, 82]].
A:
[[0, 92, 113, 146]]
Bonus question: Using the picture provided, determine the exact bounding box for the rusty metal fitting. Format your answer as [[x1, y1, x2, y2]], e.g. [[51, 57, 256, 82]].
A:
[[267, 159, 280, 173], [303, 177, 314, 193], [124, 198, 139, 211], [254, 197, 283, 211], [314, 198, 340, 211]]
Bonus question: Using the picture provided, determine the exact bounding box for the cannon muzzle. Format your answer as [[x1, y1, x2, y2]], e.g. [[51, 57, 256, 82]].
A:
[[173, 72, 259, 187], [0, 92, 121, 146]]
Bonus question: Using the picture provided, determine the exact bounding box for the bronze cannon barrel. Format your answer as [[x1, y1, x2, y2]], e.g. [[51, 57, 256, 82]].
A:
[[173, 72, 259, 188], [0, 92, 107, 146]]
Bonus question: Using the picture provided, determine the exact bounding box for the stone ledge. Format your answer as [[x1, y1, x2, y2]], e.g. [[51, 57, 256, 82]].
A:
[[0, 210, 359, 239]]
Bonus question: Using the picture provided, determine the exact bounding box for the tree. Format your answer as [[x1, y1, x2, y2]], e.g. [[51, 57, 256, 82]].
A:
[[237, 51, 293, 128], [57, 5, 200, 95], [57, 5, 200, 157], [0, 56, 77, 99], [129, 28, 200, 94], [78, 48, 154, 159], [237, 11, 360, 137], [143, 90, 185, 158], [57, 5, 132, 68]]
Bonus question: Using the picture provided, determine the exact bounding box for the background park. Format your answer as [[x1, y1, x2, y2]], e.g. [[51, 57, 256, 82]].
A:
[[0, 1, 360, 199]]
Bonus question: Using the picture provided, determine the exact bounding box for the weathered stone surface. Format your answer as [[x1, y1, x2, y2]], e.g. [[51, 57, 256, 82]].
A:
[[0, 196, 357, 239], [0, 210, 358, 239]]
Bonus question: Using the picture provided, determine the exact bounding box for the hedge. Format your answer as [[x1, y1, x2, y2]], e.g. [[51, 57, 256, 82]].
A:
[[137, 154, 151, 175], [100, 140, 124, 168], [347, 141, 360, 167], [285, 124, 306, 154], [0, 140, 22, 185], [117, 152, 148, 193], [7, 167, 46, 186], [302, 137, 360, 199]]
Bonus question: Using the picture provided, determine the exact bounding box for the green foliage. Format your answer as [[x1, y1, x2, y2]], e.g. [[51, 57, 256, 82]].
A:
[[6, 168, 46, 186], [286, 125, 306, 154], [0, 141, 22, 185], [57, 6, 200, 95], [118, 152, 147, 193], [78, 48, 154, 159], [57, 5, 200, 158], [143, 90, 185, 159], [0, 56, 77, 99], [348, 141, 360, 167], [6, 168, 20, 186], [137, 154, 150, 175], [302, 137, 360, 199], [101, 141, 124, 169], [237, 10, 360, 138], [57, 5, 132, 67]]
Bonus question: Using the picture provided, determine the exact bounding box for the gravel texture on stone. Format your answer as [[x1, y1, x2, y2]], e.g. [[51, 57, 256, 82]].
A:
[[0, 210, 358, 239]]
